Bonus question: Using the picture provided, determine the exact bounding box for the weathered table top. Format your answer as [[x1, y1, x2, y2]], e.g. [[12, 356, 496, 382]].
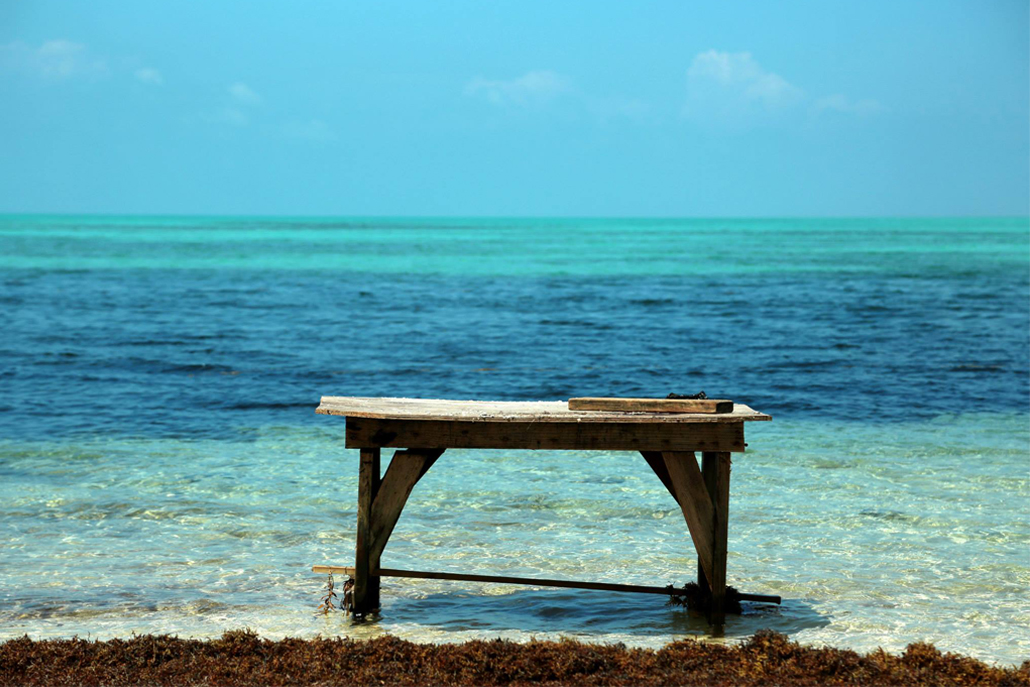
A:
[[317, 396, 771, 424]]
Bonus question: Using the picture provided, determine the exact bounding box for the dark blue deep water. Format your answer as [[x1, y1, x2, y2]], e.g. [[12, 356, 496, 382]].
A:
[[2, 216, 1027, 438]]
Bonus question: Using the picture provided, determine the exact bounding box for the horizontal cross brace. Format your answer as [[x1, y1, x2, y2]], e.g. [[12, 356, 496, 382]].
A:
[[311, 565, 780, 605]]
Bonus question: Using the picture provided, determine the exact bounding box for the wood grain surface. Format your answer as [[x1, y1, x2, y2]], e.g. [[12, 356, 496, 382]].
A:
[[317, 396, 768, 423]]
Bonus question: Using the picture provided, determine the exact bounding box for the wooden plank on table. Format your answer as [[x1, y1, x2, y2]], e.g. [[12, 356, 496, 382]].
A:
[[317, 396, 769, 423], [569, 397, 734, 414], [345, 418, 746, 452]]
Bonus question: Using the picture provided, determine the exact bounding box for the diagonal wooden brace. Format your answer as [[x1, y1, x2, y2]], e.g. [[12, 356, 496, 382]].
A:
[[640, 451, 678, 504], [368, 448, 445, 569], [659, 451, 716, 588], [643, 450, 732, 624]]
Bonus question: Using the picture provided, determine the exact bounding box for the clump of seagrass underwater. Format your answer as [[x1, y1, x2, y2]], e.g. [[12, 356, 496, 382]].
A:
[[1, 630, 1026, 686], [666, 581, 744, 615]]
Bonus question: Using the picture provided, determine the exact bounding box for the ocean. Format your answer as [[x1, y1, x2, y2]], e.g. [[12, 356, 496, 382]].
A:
[[1, 215, 1027, 665]]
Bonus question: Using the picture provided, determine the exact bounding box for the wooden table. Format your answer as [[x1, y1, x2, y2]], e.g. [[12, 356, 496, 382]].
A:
[[314, 396, 771, 624]]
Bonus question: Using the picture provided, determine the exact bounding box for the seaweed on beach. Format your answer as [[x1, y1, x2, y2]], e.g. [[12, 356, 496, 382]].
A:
[[1, 630, 1026, 686]]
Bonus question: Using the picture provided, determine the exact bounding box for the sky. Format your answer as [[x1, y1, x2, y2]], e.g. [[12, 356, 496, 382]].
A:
[[1, 1, 1027, 217]]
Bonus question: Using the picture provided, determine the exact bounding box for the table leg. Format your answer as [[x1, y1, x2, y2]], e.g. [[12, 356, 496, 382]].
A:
[[697, 554, 709, 592], [354, 447, 381, 615], [701, 451, 730, 625]]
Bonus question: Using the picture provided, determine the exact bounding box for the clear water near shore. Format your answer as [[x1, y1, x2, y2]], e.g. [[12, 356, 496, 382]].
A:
[[0, 216, 1027, 665]]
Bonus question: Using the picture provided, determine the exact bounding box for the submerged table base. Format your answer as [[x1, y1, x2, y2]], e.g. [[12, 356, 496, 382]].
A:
[[313, 397, 772, 625]]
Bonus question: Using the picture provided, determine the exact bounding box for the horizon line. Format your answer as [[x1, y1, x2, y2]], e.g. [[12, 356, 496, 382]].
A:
[[1, 212, 1028, 221]]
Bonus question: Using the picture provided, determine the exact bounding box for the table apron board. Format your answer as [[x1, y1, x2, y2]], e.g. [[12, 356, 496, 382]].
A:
[[345, 417, 747, 452]]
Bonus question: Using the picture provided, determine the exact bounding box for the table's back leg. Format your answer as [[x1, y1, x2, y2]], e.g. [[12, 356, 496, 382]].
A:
[[354, 447, 382, 615], [642, 450, 732, 625], [701, 451, 731, 625]]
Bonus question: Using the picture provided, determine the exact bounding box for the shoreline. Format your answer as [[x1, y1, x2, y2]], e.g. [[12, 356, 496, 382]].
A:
[[2, 630, 1026, 686]]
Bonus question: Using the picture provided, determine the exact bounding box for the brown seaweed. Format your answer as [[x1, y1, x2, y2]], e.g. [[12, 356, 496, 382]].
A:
[[316, 572, 337, 615], [1, 629, 1026, 686]]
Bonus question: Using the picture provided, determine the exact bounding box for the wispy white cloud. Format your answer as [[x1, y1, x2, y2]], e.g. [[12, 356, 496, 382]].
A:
[[283, 119, 337, 142], [684, 50, 883, 125], [0, 39, 108, 79], [465, 70, 569, 107], [464, 70, 651, 124], [134, 67, 163, 85], [228, 82, 261, 106], [813, 94, 885, 117], [685, 50, 803, 117], [206, 82, 262, 126], [211, 83, 336, 138], [210, 107, 249, 126]]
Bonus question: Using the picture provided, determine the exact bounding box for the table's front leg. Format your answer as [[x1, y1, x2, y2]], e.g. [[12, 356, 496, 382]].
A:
[[354, 447, 381, 615]]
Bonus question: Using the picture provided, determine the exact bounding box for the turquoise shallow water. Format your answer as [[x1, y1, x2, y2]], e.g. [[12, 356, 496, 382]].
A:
[[0, 216, 1028, 665]]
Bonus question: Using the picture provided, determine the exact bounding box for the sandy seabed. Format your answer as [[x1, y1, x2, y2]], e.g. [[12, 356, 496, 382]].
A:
[[1, 630, 1027, 687]]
